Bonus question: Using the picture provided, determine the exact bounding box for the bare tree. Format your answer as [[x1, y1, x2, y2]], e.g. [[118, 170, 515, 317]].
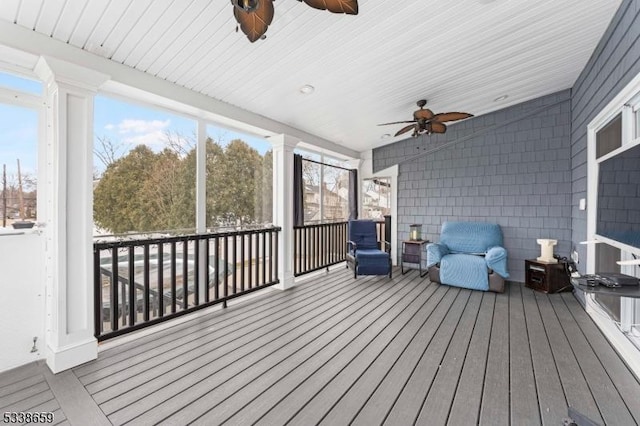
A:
[[94, 135, 126, 170], [163, 130, 196, 157]]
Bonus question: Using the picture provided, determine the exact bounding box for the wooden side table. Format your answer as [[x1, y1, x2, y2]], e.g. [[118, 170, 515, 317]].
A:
[[402, 240, 429, 277], [525, 259, 572, 293]]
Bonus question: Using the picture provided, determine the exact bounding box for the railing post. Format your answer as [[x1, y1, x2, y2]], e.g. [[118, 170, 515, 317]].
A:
[[270, 135, 298, 290], [384, 214, 392, 251]]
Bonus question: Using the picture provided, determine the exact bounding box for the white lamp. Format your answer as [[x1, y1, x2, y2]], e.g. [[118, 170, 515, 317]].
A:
[[537, 239, 558, 263]]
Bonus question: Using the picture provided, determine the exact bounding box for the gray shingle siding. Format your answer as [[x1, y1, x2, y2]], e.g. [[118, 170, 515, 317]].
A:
[[373, 0, 640, 282], [375, 91, 572, 282], [571, 0, 640, 273]]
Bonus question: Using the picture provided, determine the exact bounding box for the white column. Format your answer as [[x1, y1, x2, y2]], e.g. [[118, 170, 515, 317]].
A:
[[196, 121, 207, 297], [196, 120, 207, 233], [270, 135, 298, 290], [35, 57, 109, 373]]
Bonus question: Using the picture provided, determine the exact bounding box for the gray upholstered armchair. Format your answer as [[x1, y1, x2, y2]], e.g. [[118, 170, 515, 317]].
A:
[[426, 221, 509, 293]]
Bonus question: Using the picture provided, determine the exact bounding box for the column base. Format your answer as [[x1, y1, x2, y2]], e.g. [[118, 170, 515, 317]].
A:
[[46, 337, 97, 373], [274, 272, 295, 291]]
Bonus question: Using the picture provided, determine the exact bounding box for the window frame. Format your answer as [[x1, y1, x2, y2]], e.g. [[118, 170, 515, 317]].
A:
[[0, 71, 45, 228], [587, 73, 640, 269]]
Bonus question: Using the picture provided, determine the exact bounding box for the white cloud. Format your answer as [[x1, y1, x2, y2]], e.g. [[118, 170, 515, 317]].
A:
[[123, 131, 168, 147], [117, 119, 170, 135], [109, 119, 172, 147]]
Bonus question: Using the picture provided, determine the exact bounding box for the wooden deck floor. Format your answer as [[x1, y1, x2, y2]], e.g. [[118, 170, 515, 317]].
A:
[[2, 267, 640, 425]]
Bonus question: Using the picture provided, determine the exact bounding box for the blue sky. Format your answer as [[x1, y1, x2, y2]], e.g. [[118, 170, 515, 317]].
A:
[[0, 70, 272, 179], [0, 73, 40, 179], [94, 96, 271, 173]]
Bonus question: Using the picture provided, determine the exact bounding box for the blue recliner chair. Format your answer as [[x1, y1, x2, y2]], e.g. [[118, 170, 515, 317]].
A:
[[426, 221, 508, 292], [346, 220, 392, 279]]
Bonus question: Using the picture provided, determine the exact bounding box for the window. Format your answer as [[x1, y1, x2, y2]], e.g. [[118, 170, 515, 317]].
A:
[[361, 177, 391, 220], [296, 149, 352, 224], [93, 95, 196, 235], [0, 72, 42, 96], [0, 71, 42, 227], [596, 113, 621, 159], [205, 125, 272, 229], [587, 72, 640, 356]]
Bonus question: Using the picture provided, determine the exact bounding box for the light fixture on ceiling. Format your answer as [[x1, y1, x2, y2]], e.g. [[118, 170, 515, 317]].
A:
[[299, 84, 315, 94], [231, 0, 359, 43], [381, 133, 391, 139], [232, 0, 259, 11], [494, 95, 508, 102]]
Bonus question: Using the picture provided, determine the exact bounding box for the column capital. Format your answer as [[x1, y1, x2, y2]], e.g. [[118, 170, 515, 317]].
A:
[[269, 134, 299, 150], [346, 159, 362, 169], [35, 56, 109, 92]]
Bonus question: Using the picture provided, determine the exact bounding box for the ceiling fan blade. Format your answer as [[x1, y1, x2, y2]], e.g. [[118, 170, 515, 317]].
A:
[[430, 122, 447, 133], [233, 0, 275, 42], [413, 108, 434, 120], [394, 124, 416, 137], [378, 120, 416, 126], [431, 112, 474, 123], [301, 0, 358, 14]]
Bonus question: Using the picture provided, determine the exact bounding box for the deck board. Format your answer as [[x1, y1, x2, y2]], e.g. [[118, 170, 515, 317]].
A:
[[0, 374, 44, 400], [94, 272, 370, 407], [85, 272, 356, 396], [107, 274, 390, 424], [534, 290, 604, 424], [509, 282, 541, 425], [561, 292, 640, 423], [415, 290, 483, 425], [479, 282, 510, 426], [549, 294, 637, 425], [329, 286, 456, 426], [521, 281, 567, 426], [316, 284, 445, 426], [383, 288, 470, 425], [153, 275, 420, 425], [197, 271, 428, 425], [446, 292, 495, 426], [2, 267, 640, 426], [76, 271, 349, 382]]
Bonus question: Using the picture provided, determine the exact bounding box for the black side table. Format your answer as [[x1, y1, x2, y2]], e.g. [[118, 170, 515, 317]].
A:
[[402, 240, 429, 277], [525, 259, 572, 293]]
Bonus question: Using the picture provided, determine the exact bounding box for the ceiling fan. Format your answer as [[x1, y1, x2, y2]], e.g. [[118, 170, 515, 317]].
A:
[[379, 100, 474, 138], [232, 0, 358, 42]]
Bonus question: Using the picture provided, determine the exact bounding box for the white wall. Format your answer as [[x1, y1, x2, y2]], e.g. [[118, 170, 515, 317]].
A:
[[0, 230, 45, 372]]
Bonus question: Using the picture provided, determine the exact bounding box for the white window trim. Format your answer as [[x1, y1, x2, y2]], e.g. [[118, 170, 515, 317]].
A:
[[585, 70, 640, 380], [587, 71, 640, 270]]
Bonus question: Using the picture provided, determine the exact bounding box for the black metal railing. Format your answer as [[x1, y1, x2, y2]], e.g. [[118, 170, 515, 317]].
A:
[[293, 221, 347, 276], [93, 227, 280, 341], [292, 218, 390, 277]]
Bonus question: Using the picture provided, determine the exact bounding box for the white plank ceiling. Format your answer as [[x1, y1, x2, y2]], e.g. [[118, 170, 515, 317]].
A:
[[0, 0, 623, 153]]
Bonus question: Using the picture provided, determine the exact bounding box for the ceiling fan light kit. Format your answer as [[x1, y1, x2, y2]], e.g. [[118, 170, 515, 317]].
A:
[[232, 0, 359, 42], [378, 100, 474, 138], [233, 0, 260, 12]]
